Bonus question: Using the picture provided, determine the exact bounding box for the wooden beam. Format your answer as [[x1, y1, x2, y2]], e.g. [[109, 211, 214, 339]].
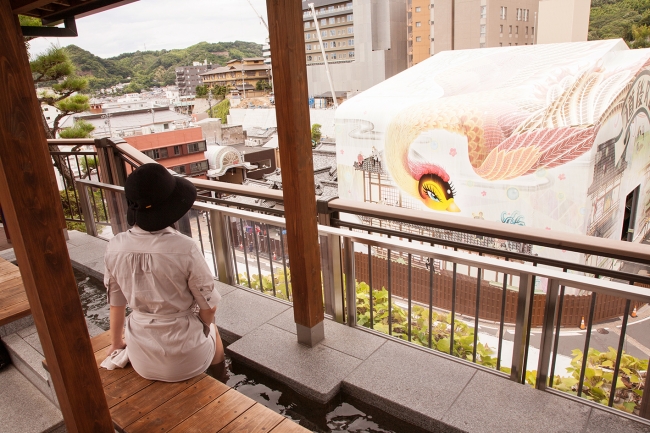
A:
[[0, 4, 114, 432], [9, 0, 52, 14], [265, 0, 324, 343]]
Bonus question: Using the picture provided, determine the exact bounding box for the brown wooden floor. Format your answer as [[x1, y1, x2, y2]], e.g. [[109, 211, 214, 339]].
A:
[[0, 257, 30, 327], [85, 331, 310, 433]]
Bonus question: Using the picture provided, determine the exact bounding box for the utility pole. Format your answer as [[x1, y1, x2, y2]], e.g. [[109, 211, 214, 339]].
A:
[[451, 0, 455, 50], [208, 91, 213, 118]]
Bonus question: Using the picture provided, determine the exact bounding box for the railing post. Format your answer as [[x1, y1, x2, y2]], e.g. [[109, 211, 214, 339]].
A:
[[535, 278, 560, 390], [95, 138, 129, 234], [317, 196, 345, 323], [209, 209, 235, 285], [75, 180, 98, 237], [343, 236, 356, 327], [511, 272, 534, 383]]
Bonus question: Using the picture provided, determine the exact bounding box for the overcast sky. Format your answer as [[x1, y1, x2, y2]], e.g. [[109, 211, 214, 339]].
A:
[[28, 0, 270, 59]]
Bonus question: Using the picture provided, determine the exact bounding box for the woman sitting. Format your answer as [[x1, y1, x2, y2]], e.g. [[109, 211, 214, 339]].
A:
[[104, 163, 224, 381]]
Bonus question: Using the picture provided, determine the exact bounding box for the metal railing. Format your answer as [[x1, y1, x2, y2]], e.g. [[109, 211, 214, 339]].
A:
[[68, 138, 650, 422]]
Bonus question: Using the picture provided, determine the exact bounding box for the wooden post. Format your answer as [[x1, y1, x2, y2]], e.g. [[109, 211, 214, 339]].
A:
[[266, 0, 325, 346], [0, 4, 114, 432]]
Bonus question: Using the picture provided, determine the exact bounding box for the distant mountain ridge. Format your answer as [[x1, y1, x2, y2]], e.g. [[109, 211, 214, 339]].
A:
[[66, 41, 262, 93]]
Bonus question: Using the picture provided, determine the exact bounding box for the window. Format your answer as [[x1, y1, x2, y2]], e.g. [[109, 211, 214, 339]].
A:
[[515, 43, 518, 46], [480, 42, 486, 48], [321, 30, 327, 37], [415, 6, 421, 12], [190, 160, 209, 174], [336, 17, 341, 23], [532, 27, 535, 35], [415, 21, 421, 27], [480, 5, 486, 18], [328, 5, 334, 11], [317, 56, 321, 60], [187, 141, 206, 153], [509, 25, 512, 34], [331, 41, 336, 47], [43, 107, 49, 111], [323, 42, 328, 48], [306, 33, 310, 40], [307, 55, 312, 61], [515, 26, 518, 35], [524, 9, 529, 21], [330, 29, 335, 36], [321, 19, 327, 26], [500, 6, 507, 19], [349, 38, 354, 46], [499, 42, 503, 47], [173, 145, 181, 155], [171, 165, 186, 175], [526, 26, 529, 35], [341, 40, 346, 46], [517, 8, 521, 20], [500, 24, 503, 33], [163, 123, 170, 130], [348, 27, 353, 34], [304, 22, 310, 29], [331, 53, 337, 59], [306, 44, 312, 50], [480, 24, 486, 36], [349, 51, 355, 57], [145, 148, 168, 160], [416, 36, 421, 42], [347, 14, 353, 22], [329, 17, 335, 24]]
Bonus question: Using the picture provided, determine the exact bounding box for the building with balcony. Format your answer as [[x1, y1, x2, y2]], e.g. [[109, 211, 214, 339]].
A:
[[302, 0, 408, 96], [175, 62, 212, 96], [407, 0, 432, 66], [199, 58, 270, 96], [123, 127, 210, 179]]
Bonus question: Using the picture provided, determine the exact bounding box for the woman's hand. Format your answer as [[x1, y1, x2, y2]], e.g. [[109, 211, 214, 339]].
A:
[[106, 339, 126, 356], [199, 305, 217, 326]]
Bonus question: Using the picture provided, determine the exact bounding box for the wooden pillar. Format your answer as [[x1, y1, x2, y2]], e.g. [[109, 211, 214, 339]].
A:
[[266, 0, 324, 346], [0, 4, 114, 432]]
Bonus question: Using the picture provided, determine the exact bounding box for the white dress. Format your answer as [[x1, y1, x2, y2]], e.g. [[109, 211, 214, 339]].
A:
[[104, 226, 221, 382]]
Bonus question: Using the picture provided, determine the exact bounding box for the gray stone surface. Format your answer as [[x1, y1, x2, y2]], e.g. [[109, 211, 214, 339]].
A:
[[0, 248, 16, 262], [268, 308, 386, 360], [585, 409, 650, 433], [85, 319, 105, 337], [2, 333, 49, 385], [214, 280, 237, 297], [227, 323, 362, 404], [23, 332, 44, 356], [215, 288, 289, 343], [0, 315, 34, 338], [66, 230, 99, 247], [342, 341, 478, 432], [441, 370, 592, 433], [0, 366, 64, 433], [17, 324, 38, 338]]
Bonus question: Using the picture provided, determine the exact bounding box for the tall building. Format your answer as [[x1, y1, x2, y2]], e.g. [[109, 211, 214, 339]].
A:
[[407, 0, 540, 64], [175, 63, 212, 96], [302, 0, 408, 96], [537, 0, 591, 45], [200, 58, 271, 94]]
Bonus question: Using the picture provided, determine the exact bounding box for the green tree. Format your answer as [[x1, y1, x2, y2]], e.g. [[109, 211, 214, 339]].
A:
[[255, 80, 271, 91], [79, 156, 99, 179], [631, 24, 650, 48], [59, 119, 95, 139], [311, 123, 322, 145], [195, 85, 208, 97], [212, 98, 230, 124]]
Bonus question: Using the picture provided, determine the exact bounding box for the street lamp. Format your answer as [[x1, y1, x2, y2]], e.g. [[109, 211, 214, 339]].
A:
[[101, 113, 112, 137]]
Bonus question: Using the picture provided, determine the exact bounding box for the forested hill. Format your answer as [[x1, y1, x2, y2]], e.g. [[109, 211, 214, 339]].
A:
[[66, 41, 262, 93], [589, 0, 650, 47]]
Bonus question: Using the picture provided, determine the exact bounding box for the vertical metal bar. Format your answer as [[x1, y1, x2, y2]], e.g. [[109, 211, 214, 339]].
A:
[[511, 272, 533, 383], [609, 299, 631, 407], [204, 211, 219, 278], [577, 291, 598, 397], [75, 182, 97, 237], [407, 253, 412, 342], [264, 224, 277, 298], [318, 209, 344, 322], [536, 278, 560, 391], [239, 219, 252, 289], [450, 256, 457, 356], [252, 223, 263, 292], [388, 248, 392, 336], [67, 156, 81, 218], [473, 266, 482, 363], [209, 209, 234, 285], [549, 283, 566, 387], [368, 242, 373, 329], [279, 227, 290, 299], [343, 237, 356, 327], [428, 256, 434, 349], [229, 216, 241, 285], [497, 271, 508, 372], [195, 211, 205, 257], [522, 275, 536, 381]]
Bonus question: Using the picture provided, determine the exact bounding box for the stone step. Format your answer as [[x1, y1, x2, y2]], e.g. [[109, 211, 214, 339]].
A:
[[0, 365, 65, 433]]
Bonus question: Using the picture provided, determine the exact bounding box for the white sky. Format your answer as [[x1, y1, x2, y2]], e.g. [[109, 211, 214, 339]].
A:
[[27, 0, 270, 59]]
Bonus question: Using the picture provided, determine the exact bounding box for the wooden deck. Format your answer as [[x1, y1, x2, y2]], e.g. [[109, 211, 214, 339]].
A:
[[0, 257, 30, 327], [46, 330, 310, 433]]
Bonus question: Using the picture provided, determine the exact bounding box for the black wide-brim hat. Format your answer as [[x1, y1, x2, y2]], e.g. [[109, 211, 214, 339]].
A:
[[125, 163, 197, 232]]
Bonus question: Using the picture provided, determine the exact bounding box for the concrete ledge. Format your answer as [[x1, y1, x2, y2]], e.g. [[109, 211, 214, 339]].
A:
[[0, 315, 33, 337], [1, 333, 54, 405], [227, 323, 362, 404], [585, 408, 650, 433]]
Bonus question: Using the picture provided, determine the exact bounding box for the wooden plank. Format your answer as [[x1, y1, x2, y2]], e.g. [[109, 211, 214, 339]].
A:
[[266, 0, 324, 331], [100, 365, 136, 387], [0, 300, 31, 326], [168, 389, 256, 433], [103, 371, 152, 408], [125, 376, 230, 433], [90, 330, 113, 353], [0, 4, 113, 432], [0, 289, 27, 308], [217, 403, 285, 433], [110, 375, 205, 429], [270, 418, 312, 433]]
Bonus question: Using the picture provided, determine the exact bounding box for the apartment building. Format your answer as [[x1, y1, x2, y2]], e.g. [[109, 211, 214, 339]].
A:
[[407, 0, 539, 64], [175, 63, 212, 96], [123, 127, 210, 179], [302, 0, 408, 96], [199, 58, 271, 93]]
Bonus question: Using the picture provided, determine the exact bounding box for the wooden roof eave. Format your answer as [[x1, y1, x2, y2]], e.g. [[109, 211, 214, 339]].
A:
[[11, 0, 138, 25]]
